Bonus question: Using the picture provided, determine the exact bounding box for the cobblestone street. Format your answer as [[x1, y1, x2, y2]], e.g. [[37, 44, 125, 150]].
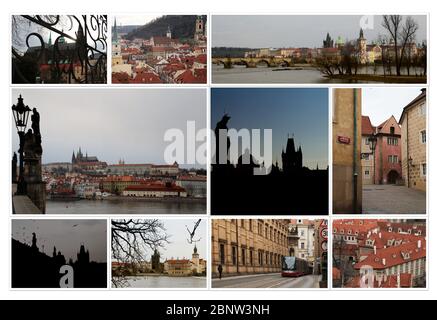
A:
[[363, 184, 426, 214]]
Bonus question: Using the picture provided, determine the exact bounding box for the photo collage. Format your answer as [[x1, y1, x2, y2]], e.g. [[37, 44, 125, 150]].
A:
[[10, 14, 428, 290]]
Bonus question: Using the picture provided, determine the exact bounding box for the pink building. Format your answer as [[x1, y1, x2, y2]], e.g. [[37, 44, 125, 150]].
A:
[[374, 116, 402, 184]]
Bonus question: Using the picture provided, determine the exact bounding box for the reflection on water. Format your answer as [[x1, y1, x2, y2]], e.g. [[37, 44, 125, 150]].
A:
[[46, 199, 206, 214], [115, 276, 207, 288], [212, 65, 425, 84]]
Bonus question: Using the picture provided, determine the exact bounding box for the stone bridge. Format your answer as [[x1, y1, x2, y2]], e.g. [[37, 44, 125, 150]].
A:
[[212, 57, 294, 68]]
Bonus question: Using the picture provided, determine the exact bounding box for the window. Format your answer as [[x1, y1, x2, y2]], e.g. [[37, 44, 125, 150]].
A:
[[232, 246, 237, 265], [388, 155, 398, 164], [390, 126, 395, 135], [420, 130, 426, 144], [250, 250, 253, 265], [249, 220, 252, 231], [220, 244, 225, 265], [300, 242, 305, 249], [387, 137, 398, 145], [241, 248, 246, 266], [421, 163, 427, 176], [362, 153, 370, 160], [300, 230, 305, 236], [301, 254, 305, 258], [419, 103, 426, 116], [364, 170, 370, 176]]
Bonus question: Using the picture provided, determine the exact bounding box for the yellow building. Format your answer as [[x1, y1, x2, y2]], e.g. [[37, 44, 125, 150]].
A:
[[399, 89, 427, 191], [211, 219, 289, 278], [333, 89, 362, 214]]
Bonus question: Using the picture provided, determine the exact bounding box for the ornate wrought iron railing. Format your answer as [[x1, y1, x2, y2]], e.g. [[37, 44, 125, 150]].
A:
[[12, 15, 107, 84]]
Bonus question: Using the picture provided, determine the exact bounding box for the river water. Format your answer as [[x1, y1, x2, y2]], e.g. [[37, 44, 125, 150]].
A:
[[46, 199, 206, 214], [114, 276, 207, 288], [212, 65, 425, 84]]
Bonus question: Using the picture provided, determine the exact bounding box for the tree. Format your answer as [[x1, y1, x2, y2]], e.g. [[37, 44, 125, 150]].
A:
[[382, 15, 418, 76], [111, 219, 169, 287]]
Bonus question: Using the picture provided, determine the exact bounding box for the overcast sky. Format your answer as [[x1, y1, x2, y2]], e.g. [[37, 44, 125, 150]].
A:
[[12, 15, 106, 53], [212, 15, 427, 48], [114, 15, 162, 26], [12, 219, 107, 263], [141, 219, 206, 261], [362, 87, 425, 125], [11, 89, 206, 168]]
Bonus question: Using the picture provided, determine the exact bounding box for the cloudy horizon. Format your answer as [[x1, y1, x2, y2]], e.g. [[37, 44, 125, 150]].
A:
[[11, 89, 207, 169], [212, 15, 427, 48]]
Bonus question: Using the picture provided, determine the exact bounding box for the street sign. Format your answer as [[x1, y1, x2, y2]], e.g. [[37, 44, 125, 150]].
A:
[[337, 136, 351, 144], [320, 227, 328, 240], [321, 240, 328, 252]]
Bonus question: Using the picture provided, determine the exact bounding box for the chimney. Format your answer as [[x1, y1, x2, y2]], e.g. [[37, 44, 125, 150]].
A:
[[379, 232, 382, 239], [397, 273, 401, 288], [373, 246, 377, 255], [418, 240, 422, 249], [382, 258, 386, 266]]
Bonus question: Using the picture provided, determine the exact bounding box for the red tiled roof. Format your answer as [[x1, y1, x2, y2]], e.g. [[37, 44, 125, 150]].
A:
[[354, 240, 426, 270], [177, 175, 206, 181], [361, 116, 375, 135], [133, 72, 162, 83], [124, 184, 186, 192]]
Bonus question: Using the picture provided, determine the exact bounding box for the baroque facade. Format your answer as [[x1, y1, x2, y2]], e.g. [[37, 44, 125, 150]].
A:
[[399, 88, 427, 191], [211, 219, 290, 277]]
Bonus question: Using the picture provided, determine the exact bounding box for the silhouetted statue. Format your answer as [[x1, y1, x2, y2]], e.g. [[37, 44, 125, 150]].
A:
[[31, 232, 38, 251], [214, 114, 231, 164], [31, 108, 40, 136], [12, 153, 17, 183]]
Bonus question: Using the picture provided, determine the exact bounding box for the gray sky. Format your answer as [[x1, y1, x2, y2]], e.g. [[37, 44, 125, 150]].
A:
[[212, 15, 427, 48], [362, 87, 425, 125], [11, 89, 206, 168], [12, 15, 106, 53], [151, 219, 206, 261], [115, 15, 160, 26], [12, 219, 107, 263]]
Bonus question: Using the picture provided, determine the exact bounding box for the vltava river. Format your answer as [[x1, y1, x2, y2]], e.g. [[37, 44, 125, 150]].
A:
[[46, 199, 206, 214], [113, 276, 207, 288]]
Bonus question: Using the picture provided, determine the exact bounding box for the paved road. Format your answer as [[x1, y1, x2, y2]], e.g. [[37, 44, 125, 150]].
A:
[[363, 184, 426, 214], [212, 273, 321, 288]]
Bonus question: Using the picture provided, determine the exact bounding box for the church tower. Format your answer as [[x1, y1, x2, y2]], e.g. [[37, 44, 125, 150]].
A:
[[358, 28, 367, 64], [112, 18, 123, 66], [282, 135, 303, 174], [166, 25, 172, 39], [192, 245, 200, 274], [194, 16, 204, 42]]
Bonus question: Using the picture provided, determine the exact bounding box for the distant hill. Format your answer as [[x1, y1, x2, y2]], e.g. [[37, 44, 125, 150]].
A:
[[212, 47, 256, 58], [125, 15, 207, 40], [115, 25, 140, 35]]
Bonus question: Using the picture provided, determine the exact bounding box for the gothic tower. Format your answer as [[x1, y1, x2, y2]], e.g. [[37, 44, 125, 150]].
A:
[[358, 28, 367, 64], [194, 16, 204, 42], [282, 136, 303, 174]]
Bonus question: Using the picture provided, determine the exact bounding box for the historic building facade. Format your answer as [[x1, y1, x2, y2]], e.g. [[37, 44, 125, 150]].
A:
[[361, 116, 376, 184], [399, 88, 427, 191], [373, 116, 402, 184], [211, 219, 289, 278], [333, 89, 362, 214]]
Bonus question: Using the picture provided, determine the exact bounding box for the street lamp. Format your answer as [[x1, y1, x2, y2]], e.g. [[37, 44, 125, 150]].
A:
[[368, 135, 377, 185], [12, 94, 31, 195]]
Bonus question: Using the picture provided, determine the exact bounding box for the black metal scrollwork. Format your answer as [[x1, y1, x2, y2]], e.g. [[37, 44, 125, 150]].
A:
[[12, 15, 107, 84]]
